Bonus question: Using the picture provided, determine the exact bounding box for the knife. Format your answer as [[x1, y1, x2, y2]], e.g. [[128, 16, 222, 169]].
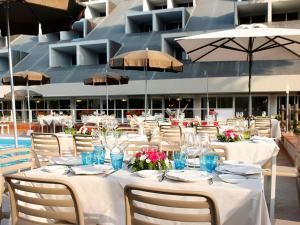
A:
[[159, 170, 167, 182]]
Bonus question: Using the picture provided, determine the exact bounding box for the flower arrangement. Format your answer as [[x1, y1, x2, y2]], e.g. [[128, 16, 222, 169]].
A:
[[128, 147, 172, 172], [217, 130, 241, 142]]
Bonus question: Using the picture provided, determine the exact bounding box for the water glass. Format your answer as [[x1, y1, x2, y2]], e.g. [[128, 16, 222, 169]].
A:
[[110, 152, 124, 170], [81, 152, 94, 165], [173, 151, 187, 170], [93, 146, 106, 165], [200, 154, 219, 173]]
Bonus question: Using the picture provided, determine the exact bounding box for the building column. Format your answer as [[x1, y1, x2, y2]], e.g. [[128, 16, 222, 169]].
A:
[[193, 95, 201, 118], [268, 0, 272, 23], [269, 95, 277, 116]]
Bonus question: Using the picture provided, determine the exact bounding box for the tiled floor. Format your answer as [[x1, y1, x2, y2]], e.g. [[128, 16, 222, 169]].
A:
[[1, 146, 300, 225]]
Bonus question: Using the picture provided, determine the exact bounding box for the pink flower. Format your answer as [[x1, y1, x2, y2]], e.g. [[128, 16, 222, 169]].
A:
[[225, 132, 231, 138], [158, 152, 166, 160], [234, 134, 238, 139], [148, 151, 159, 163]]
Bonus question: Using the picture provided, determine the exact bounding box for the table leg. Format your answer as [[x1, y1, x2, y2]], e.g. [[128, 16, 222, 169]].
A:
[[270, 154, 277, 224]]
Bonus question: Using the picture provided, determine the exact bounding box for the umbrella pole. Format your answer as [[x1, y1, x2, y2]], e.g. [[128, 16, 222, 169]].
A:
[[144, 65, 148, 119], [6, 3, 18, 147], [106, 83, 109, 115], [248, 38, 254, 128], [27, 82, 31, 131]]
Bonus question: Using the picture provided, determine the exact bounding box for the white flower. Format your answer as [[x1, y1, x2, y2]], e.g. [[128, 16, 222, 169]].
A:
[[146, 159, 151, 163], [140, 155, 147, 161], [230, 133, 234, 139], [165, 159, 169, 165], [130, 157, 136, 164]]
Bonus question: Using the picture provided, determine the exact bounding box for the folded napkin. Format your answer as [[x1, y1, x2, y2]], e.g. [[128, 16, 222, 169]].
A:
[[52, 157, 82, 166], [250, 136, 279, 150], [71, 165, 112, 175], [216, 164, 262, 175]]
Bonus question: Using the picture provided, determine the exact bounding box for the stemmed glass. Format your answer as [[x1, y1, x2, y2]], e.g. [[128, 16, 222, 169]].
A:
[[183, 133, 200, 168]]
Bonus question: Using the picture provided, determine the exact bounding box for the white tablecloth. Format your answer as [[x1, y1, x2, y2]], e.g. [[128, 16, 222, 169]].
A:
[[212, 140, 279, 166], [24, 168, 271, 225]]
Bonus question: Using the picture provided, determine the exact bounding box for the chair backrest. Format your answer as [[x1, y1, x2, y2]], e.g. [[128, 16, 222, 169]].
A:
[[73, 134, 94, 154], [125, 141, 159, 155], [5, 174, 85, 225], [196, 126, 219, 140], [0, 148, 38, 175], [160, 126, 181, 139], [210, 145, 228, 161], [124, 184, 220, 225], [116, 126, 139, 135], [255, 118, 271, 138], [144, 120, 159, 129], [31, 133, 61, 161]]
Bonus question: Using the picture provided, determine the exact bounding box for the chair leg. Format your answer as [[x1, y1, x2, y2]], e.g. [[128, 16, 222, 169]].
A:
[[297, 176, 300, 206]]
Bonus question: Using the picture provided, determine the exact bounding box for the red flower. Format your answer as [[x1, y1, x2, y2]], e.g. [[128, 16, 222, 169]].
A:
[[135, 152, 142, 158]]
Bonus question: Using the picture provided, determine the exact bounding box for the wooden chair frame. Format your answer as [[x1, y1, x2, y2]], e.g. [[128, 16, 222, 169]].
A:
[[73, 134, 94, 155], [5, 174, 85, 225], [124, 184, 220, 225]]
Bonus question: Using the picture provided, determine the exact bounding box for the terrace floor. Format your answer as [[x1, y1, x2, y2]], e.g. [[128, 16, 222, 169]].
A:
[[1, 142, 300, 225]]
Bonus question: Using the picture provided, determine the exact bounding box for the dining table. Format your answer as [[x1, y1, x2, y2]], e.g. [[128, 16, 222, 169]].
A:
[[23, 165, 271, 225]]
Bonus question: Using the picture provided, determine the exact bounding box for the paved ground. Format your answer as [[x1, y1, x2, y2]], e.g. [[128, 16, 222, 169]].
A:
[[1, 146, 300, 225]]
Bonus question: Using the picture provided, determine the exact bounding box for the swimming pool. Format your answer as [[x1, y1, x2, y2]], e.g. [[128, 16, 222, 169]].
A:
[[0, 137, 31, 149]]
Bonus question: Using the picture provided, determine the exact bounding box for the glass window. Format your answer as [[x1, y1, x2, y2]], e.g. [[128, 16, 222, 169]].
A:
[[152, 98, 162, 115], [116, 99, 127, 118], [129, 97, 144, 109], [201, 97, 216, 109], [217, 97, 233, 108], [235, 97, 249, 117], [252, 96, 268, 116]]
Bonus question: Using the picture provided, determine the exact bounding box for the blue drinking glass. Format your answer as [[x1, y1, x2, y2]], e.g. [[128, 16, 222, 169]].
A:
[[81, 152, 94, 165], [110, 152, 124, 170], [200, 154, 219, 173], [93, 146, 106, 165], [173, 152, 186, 170]]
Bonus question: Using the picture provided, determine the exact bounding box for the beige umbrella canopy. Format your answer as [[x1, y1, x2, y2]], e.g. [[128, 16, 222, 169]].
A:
[[2, 71, 50, 86], [2, 71, 50, 130], [110, 49, 183, 112], [4, 90, 42, 101], [84, 72, 129, 114], [110, 49, 183, 72]]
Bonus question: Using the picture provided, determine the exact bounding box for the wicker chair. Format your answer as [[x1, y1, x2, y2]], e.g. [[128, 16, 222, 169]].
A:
[[255, 118, 272, 138], [0, 148, 39, 224], [5, 174, 85, 225], [31, 133, 61, 163], [124, 184, 220, 225]]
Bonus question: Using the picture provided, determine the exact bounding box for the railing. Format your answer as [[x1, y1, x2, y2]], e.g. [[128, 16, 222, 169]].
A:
[[0, 108, 213, 124]]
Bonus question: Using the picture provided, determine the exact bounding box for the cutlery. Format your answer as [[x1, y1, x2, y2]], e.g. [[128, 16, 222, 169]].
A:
[[103, 170, 117, 177], [159, 170, 167, 182]]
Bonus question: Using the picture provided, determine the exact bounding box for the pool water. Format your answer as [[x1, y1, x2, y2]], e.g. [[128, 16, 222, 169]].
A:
[[0, 138, 31, 149], [0, 138, 32, 168]]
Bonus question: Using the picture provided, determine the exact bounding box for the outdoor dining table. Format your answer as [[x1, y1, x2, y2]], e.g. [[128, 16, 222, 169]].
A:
[[23, 166, 271, 225]]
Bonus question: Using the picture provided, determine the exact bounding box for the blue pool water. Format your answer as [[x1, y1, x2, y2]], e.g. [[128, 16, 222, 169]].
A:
[[0, 138, 31, 149], [0, 138, 32, 168]]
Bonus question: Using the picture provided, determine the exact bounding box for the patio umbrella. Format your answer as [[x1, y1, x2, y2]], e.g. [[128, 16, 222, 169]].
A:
[[84, 72, 129, 115], [2, 71, 50, 130], [176, 24, 300, 117], [109, 49, 183, 114], [0, 0, 84, 147], [4, 90, 42, 101]]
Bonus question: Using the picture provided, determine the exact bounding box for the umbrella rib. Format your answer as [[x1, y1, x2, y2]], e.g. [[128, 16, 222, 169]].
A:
[[186, 38, 227, 54], [264, 37, 300, 58], [192, 38, 233, 62], [229, 39, 249, 52], [254, 41, 294, 52], [252, 37, 279, 52]]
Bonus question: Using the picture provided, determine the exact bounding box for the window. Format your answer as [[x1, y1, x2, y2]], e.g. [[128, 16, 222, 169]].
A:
[[272, 13, 286, 22], [99, 12, 106, 17], [71, 55, 77, 65], [239, 15, 266, 24], [140, 24, 152, 32], [287, 12, 298, 21], [201, 97, 216, 109], [165, 22, 182, 31], [154, 5, 167, 10], [235, 97, 249, 117], [152, 98, 163, 115], [177, 2, 193, 7], [98, 53, 107, 64], [116, 99, 127, 118], [252, 96, 268, 116], [217, 97, 233, 108]]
